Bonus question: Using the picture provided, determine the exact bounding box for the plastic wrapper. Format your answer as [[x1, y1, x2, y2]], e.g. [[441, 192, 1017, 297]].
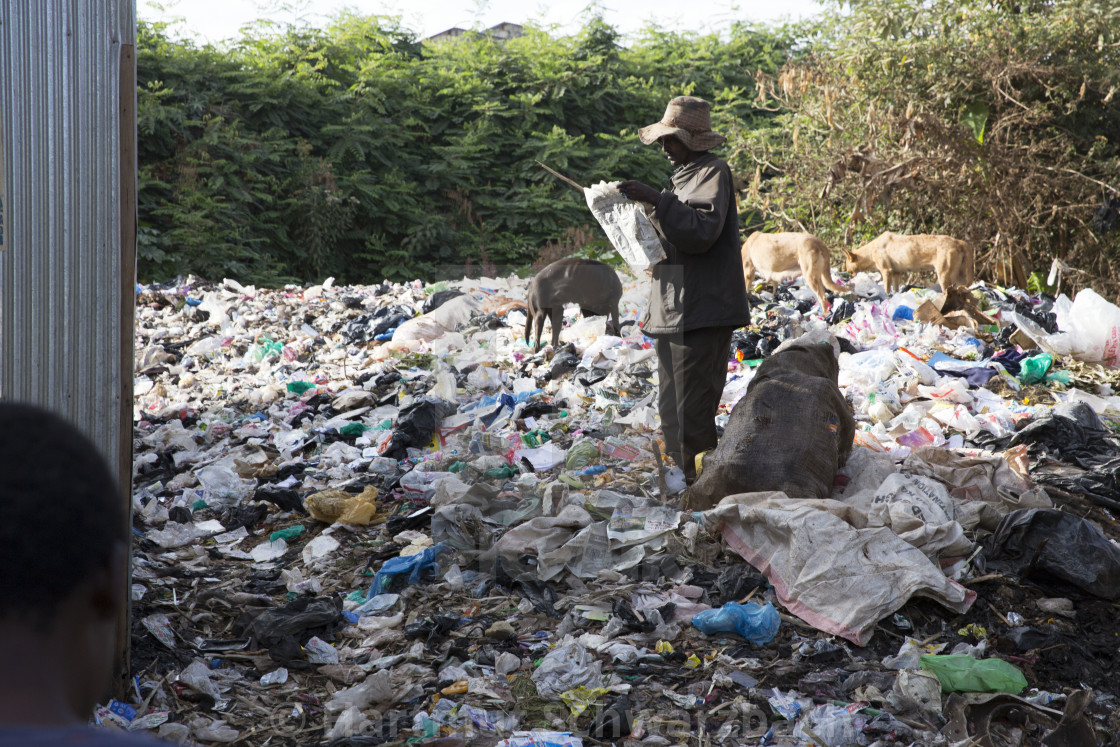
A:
[[531, 639, 606, 700], [584, 181, 665, 272]]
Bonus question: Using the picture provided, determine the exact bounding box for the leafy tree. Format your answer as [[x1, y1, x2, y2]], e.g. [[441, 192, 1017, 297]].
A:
[[742, 0, 1120, 292], [136, 14, 793, 284]]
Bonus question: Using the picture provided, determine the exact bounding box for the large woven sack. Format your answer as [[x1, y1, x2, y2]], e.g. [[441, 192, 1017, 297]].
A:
[[689, 340, 854, 509]]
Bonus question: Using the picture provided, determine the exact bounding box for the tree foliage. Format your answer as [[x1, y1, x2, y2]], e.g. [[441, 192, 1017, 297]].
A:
[[140, 2, 1120, 295], [137, 15, 791, 284], [741, 0, 1120, 292]]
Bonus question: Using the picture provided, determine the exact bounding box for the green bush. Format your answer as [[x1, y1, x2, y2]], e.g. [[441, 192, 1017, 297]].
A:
[[137, 15, 791, 284]]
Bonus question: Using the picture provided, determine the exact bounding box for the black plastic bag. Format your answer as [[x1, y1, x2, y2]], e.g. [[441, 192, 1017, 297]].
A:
[[545, 349, 580, 381], [423, 289, 464, 314], [1009, 402, 1120, 469], [983, 508, 1120, 599], [244, 595, 344, 666], [254, 485, 306, 514], [343, 304, 413, 343], [382, 397, 458, 460]]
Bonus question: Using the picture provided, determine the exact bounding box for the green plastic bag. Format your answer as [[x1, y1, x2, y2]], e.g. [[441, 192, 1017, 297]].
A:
[[565, 440, 600, 470], [1045, 370, 1071, 385], [269, 525, 305, 543], [1018, 354, 1053, 384], [339, 422, 368, 436], [919, 654, 1027, 694]]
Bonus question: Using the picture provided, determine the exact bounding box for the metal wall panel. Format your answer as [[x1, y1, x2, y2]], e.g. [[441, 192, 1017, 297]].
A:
[[0, 0, 136, 482]]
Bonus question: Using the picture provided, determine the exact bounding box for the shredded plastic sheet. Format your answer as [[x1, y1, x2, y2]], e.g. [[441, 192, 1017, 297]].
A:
[[705, 494, 976, 646]]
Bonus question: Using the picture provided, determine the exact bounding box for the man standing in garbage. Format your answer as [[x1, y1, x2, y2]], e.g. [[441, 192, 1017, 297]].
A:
[[619, 96, 749, 482], [0, 404, 166, 745]]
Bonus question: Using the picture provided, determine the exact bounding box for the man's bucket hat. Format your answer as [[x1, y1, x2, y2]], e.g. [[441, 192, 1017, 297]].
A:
[[639, 96, 726, 151]]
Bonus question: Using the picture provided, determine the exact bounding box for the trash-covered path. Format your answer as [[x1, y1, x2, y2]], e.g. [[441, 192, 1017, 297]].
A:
[[118, 269, 1120, 745]]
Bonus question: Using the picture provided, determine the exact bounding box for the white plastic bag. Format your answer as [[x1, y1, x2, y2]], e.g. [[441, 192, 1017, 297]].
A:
[[1063, 288, 1120, 367], [584, 181, 666, 272], [1012, 288, 1120, 368]]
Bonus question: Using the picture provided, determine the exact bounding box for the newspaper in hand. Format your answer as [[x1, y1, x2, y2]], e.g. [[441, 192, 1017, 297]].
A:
[[584, 181, 666, 273]]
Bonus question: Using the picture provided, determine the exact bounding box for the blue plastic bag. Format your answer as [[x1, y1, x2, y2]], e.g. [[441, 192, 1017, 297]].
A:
[[367, 544, 449, 599], [692, 601, 780, 645]]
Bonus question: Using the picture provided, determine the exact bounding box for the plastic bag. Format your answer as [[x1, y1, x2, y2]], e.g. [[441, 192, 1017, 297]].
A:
[[691, 601, 780, 645], [584, 181, 666, 272], [326, 706, 372, 740], [531, 639, 606, 700], [919, 654, 1028, 694], [1061, 288, 1120, 367], [565, 440, 601, 470], [195, 461, 257, 506], [304, 486, 382, 525], [188, 717, 239, 743], [983, 508, 1120, 599], [1018, 353, 1054, 384], [368, 545, 449, 597], [304, 636, 339, 664], [382, 397, 458, 460], [792, 704, 868, 746]]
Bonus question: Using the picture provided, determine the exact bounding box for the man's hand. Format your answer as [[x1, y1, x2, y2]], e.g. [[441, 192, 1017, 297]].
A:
[[617, 180, 661, 204]]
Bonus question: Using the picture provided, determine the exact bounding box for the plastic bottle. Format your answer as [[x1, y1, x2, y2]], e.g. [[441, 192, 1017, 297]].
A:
[[691, 601, 780, 645]]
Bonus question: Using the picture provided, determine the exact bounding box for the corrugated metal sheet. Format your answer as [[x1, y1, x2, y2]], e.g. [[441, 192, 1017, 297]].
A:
[[0, 0, 136, 483]]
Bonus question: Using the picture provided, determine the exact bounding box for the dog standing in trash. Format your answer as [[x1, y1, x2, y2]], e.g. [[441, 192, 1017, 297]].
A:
[[687, 339, 855, 510], [741, 231, 845, 313], [525, 257, 623, 352], [843, 231, 974, 293]]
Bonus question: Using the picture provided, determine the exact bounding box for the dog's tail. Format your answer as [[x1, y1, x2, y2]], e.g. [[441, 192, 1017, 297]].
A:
[[821, 270, 845, 292]]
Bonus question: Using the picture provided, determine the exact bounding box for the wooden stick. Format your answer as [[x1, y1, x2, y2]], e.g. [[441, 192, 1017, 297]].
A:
[[536, 160, 585, 193]]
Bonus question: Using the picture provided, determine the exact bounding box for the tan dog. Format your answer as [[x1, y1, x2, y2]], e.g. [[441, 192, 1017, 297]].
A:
[[843, 232, 974, 293], [741, 231, 844, 312]]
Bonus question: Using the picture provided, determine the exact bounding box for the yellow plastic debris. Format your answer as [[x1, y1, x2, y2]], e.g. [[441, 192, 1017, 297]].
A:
[[441, 681, 468, 695], [694, 451, 707, 477], [303, 486, 384, 525], [957, 623, 988, 640], [559, 686, 608, 717]]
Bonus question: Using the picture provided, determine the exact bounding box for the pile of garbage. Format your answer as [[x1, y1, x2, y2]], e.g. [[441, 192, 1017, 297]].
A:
[[113, 267, 1120, 745]]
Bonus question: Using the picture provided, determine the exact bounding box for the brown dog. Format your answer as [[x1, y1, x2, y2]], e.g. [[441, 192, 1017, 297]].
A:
[[741, 232, 844, 313], [843, 232, 974, 293], [525, 257, 622, 352]]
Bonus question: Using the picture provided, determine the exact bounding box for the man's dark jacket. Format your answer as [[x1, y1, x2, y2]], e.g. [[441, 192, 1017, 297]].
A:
[[641, 152, 751, 335]]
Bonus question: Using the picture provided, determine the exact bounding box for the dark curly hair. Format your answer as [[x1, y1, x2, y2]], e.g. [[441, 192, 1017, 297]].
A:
[[0, 402, 124, 621]]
